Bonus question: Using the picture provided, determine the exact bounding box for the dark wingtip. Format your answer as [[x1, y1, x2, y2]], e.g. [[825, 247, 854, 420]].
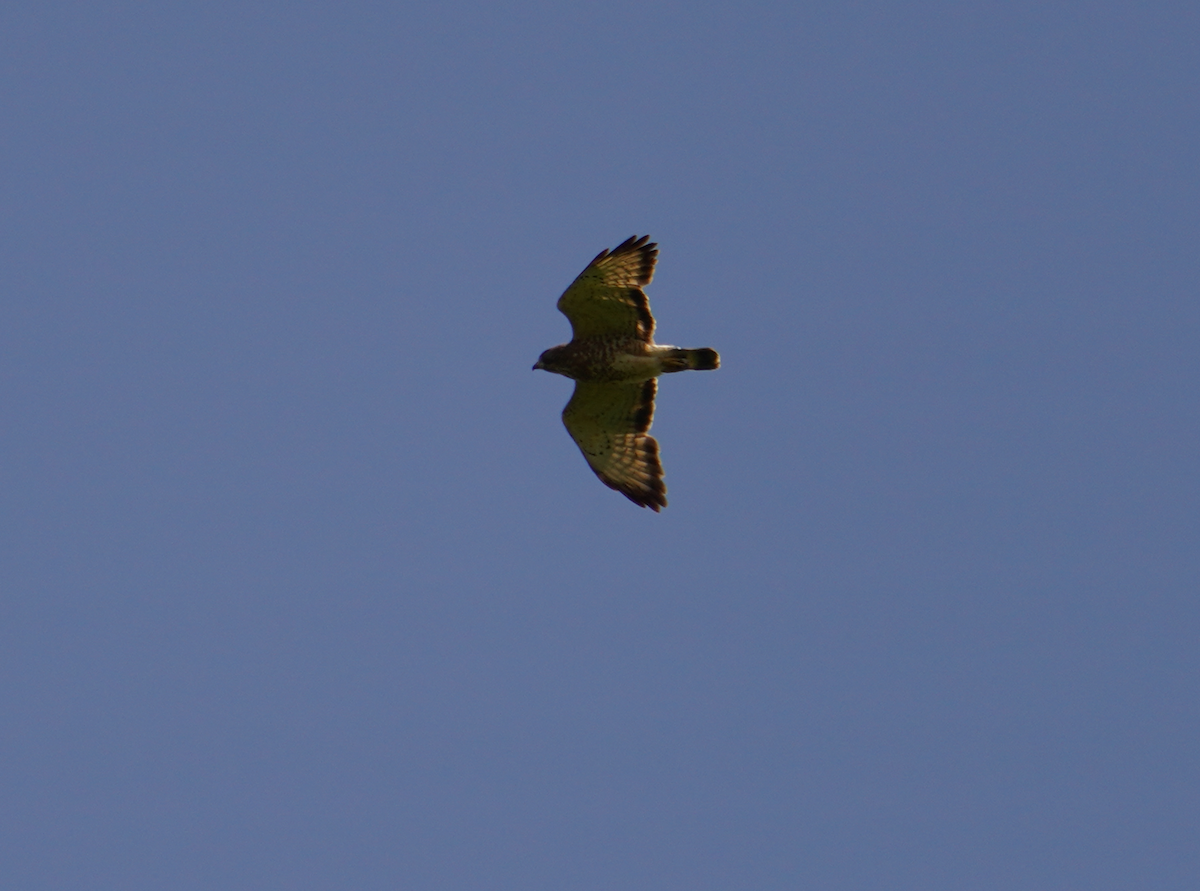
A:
[[599, 432, 667, 511], [631, 486, 667, 511], [629, 435, 666, 511], [606, 235, 658, 285], [613, 234, 650, 253]]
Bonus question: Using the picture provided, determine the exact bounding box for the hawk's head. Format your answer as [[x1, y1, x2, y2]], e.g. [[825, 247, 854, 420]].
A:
[[532, 345, 570, 376]]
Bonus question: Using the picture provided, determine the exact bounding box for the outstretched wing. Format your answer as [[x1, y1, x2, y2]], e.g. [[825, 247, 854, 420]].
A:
[[556, 235, 657, 341], [561, 378, 666, 511]]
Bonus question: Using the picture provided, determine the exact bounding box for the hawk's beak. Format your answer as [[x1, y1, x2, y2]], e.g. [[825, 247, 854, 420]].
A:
[[532, 360, 544, 371]]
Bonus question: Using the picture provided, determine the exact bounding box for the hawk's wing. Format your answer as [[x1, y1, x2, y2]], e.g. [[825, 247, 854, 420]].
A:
[[556, 235, 657, 341], [561, 378, 666, 511]]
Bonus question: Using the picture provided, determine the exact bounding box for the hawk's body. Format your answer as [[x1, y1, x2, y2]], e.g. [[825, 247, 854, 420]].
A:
[[534, 236, 720, 511]]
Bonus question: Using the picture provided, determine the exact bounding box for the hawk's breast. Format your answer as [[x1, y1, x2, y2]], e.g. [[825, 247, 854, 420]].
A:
[[554, 336, 655, 382]]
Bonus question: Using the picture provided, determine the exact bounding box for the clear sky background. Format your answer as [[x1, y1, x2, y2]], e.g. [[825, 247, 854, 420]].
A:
[[2, 2, 1197, 889]]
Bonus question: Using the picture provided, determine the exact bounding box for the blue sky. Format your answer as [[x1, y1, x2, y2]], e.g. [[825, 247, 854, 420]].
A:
[[2, 2, 1197, 889]]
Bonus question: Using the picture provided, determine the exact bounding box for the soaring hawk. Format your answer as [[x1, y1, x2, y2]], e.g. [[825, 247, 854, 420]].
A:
[[534, 236, 720, 511]]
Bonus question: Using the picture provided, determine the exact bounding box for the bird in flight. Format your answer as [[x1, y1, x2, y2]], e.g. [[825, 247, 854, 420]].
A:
[[534, 236, 720, 511]]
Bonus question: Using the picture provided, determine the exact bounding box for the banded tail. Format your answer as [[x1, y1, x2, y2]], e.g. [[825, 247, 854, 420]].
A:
[[662, 347, 720, 372]]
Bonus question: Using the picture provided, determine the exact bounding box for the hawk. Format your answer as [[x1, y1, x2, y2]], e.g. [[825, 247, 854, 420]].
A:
[[533, 236, 720, 511]]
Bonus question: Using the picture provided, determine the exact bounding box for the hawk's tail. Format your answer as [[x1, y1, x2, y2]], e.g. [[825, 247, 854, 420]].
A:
[[662, 348, 720, 372]]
